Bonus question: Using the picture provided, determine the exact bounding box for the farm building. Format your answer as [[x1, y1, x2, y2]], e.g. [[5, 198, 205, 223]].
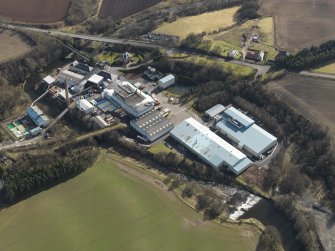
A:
[[103, 81, 155, 117], [58, 70, 85, 87], [130, 109, 174, 142], [228, 49, 239, 59], [170, 118, 252, 175], [158, 74, 175, 90], [92, 116, 109, 128], [26, 106, 50, 128], [204, 104, 226, 120], [77, 99, 94, 114], [215, 106, 277, 157]]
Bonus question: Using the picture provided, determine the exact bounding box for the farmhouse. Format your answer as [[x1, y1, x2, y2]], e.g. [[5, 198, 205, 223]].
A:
[[170, 118, 253, 175], [130, 109, 174, 142], [215, 106, 277, 157], [26, 106, 50, 128], [103, 81, 155, 117]]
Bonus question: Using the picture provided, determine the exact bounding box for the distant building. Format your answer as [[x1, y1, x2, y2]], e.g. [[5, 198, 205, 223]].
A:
[[30, 127, 43, 136], [77, 99, 94, 114], [158, 74, 175, 90], [228, 49, 239, 59], [26, 106, 50, 128], [58, 70, 85, 87], [170, 118, 253, 175], [88, 74, 104, 86], [130, 109, 174, 142], [204, 104, 226, 120], [43, 75, 55, 85], [69, 61, 93, 76], [92, 115, 109, 128], [215, 106, 277, 157], [103, 81, 155, 117]]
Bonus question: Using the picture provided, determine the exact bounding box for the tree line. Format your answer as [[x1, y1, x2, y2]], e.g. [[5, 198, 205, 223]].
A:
[[0, 145, 98, 204], [274, 40, 335, 71]]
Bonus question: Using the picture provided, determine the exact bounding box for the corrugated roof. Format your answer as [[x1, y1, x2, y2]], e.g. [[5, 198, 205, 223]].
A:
[[205, 104, 226, 118], [224, 107, 254, 127], [216, 119, 277, 156], [170, 118, 252, 173], [78, 99, 94, 111], [159, 74, 175, 84]]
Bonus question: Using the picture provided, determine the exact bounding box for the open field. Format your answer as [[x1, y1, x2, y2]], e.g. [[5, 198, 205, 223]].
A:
[[313, 62, 335, 75], [0, 29, 32, 63], [0, 0, 70, 23], [178, 55, 256, 78], [262, 0, 335, 51], [267, 74, 335, 139], [0, 157, 260, 251], [154, 6, 239, 39], [99, 0, 162, 20]]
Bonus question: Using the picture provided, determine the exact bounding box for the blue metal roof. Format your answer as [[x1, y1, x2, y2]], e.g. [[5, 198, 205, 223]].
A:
[[170, 118, 252, 174], [216, 119, 277, 156], [224, 107, 254, 128]]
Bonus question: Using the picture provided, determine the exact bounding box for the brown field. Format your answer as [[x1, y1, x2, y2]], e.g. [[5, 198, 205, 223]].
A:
[[0, 29, 32, 63], [267, 74, 335, 139], [0, 0, 70, 23], [99, 0, 162, 20], [262, 0, 335, 51]]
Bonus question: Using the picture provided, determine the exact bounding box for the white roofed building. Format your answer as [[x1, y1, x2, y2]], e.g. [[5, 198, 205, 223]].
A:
[[77, 99, 94, 114], [170, 118, 252, 175], [58, 70, 85, 87]]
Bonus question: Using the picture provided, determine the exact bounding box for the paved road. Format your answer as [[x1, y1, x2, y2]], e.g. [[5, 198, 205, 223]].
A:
[[3, 24, 270, 75], [3, 24, 160, 49], [299, 71, 335, 81]]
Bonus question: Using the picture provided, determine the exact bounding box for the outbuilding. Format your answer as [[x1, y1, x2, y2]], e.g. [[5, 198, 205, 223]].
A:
[[77, 99, 94, 114], [158, 74, 175, 90]]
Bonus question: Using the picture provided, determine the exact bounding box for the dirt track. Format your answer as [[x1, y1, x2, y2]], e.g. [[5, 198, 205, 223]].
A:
[[262, 0, 335, 51], [0, 0, 70, 23], [99, 0, 162, 20]]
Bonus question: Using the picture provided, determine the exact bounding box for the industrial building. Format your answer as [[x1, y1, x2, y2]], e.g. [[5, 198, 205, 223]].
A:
[[204, 104, 226, 120], [158, 74, 175, 90], [26, 106, 50, 128], [58, 70, 85, 87], [43, 75, 55, 85], [69, 61, 93, 75], [215, 106, 277, 157], [103, 81, 155, 117], [170, 118, 252, 175], [130, 109, 174, 142], [92, 115, 109, 128], [88, 74, 104, 86], [77, 99, 94, 114]]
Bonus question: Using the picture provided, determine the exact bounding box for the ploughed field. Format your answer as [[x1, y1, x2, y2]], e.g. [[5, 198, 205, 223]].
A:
[[267, 74, 335, 139], [0, 29, 32, 63], [99, 0, 162, 20], [0, 0, 70, 23], [0, 158, 259, 251], [262, 0, 335, 51]]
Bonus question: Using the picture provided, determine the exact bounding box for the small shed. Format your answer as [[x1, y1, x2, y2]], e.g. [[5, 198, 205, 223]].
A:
[[43, 75, 55, 85], [204, 104, 226, 120]]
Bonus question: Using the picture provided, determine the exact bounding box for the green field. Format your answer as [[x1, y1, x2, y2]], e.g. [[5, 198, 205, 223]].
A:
[[0, 158, 260, 251], [313, 62, 335, 75], [154, 6, 239, 39]]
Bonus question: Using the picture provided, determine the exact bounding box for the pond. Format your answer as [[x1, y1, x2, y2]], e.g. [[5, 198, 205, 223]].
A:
[[240, 199, 303, 251]]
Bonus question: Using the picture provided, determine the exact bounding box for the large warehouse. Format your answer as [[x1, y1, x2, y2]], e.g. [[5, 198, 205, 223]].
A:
[[130, 109, 174, 142], [103, 81, 155, 117], [170, 118, 252, 175], [215, 106, 277, 157], [26, 106, 50, 128]]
